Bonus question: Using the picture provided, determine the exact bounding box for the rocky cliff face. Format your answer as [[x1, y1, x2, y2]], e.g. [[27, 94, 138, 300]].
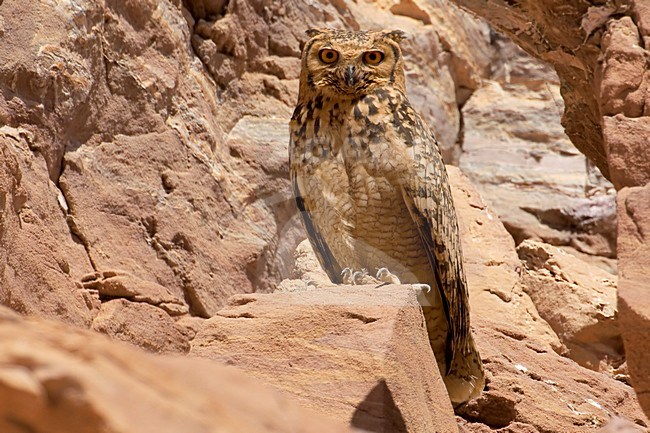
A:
[[0, 0, 648, 431]]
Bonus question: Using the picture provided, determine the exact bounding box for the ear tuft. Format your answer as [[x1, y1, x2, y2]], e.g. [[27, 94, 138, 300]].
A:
[[306, 28, 328, 38], [383, 30, 407, 43]]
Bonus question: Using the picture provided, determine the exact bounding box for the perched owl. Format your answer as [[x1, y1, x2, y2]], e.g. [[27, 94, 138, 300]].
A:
[[289, 28, 484, 405]]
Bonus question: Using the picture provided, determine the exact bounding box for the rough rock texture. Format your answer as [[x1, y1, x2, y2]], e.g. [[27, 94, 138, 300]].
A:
[[191, 168, 647, 432], [2, 0, 649, 427], [0, 306, 354, 433], [449, 0, 650, 417], [517, 240, 622, 371], [446, 168, 560, 353], [617, 184, 650, 416], [604, 115, 650, 190], [450, 168, 645, 431], [0, 0, 496, 348], [0, 128, 95, 326], [460, 77, 617, 273], [458, 318, 647, 433], [191, 286, 459, 433], [450, 0, 649, 182]]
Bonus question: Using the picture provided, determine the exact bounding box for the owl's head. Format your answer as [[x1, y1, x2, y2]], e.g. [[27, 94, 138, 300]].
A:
[[299, 29, 407, 99]]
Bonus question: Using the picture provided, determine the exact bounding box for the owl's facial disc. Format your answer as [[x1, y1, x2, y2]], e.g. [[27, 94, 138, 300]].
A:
[[302, 30, 406, 99], [313, 48, 388, 98]]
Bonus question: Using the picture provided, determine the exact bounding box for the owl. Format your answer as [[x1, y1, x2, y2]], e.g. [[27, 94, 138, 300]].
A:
[[288, 28, 484, 405]]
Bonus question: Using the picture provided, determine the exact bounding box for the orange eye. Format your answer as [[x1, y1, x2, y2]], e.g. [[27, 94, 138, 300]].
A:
[[363, 50, 384, 65], [318, 48, 339, 64]]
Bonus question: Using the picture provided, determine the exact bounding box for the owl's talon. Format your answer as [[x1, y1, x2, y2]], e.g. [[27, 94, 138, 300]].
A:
[[341, 268, 353, 285], [341, 267, 381, 285], [412, 284, 433, 307], [376, 267, 401, 284], [351, 269, 367, 285]]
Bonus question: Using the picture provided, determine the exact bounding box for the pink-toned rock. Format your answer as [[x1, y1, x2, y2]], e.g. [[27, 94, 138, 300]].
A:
[[447, 167, 561, 352], [603, 116, 650, 189], [517, 240, 622, 371], [0, 307, 354, 433], [450, 0, 612, 178], [91, 299, 189, 354], [0, 129, 94, 327], [459, 82, 616, 267], [82, 270, 188, 316], [448, 1, 650, 419], [191, 286, 459, 433], [617, 184, 650, 417], [1, 0, 648, 426], [246, 166, 648, 432], [598, 17, 649, 118], [457, 318, 648, 433]]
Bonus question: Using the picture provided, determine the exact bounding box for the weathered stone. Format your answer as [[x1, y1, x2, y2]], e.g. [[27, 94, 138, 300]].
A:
[[82, 271, 188, 316], [517, 240, 622, 371], [617, 184, 650, 416], [91, 299, 189, 354], [0, 307, 354, 433], [450, 0, 610, 178], [460, 82, 616, 268], [0, 130, 94, 327], [457, 318, 647, 433], [2, 0, 649, 425], [447, 167, 561, 351], [598, 17, 649, 118], [191, 286, 459, 433], [603, 116, 650, 189]]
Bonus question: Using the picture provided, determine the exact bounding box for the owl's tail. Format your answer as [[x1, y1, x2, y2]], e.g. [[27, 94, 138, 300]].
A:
[[442, 333, 485, 406], [420, 287, 485, 405]]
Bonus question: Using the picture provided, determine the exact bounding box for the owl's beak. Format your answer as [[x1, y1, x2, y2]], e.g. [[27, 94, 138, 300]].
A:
[[345, 65, 357, 87]]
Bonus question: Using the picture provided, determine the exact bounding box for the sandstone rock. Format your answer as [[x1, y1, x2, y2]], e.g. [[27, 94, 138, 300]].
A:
[[247, 166, 648, 432], [459, 81, 617, 267], [0, 0, 503, 343], [450, 166, 644, 428], [449, 1, 650, 418], [0, 307, 354, 433], [447, 167, 561, 351], [450, 0, 613, 179], [81, 270, 188, 316], [598, 17, 650, 119], [488, 33, 558, 89], [2, 0, 648, 425], [91, 299, 190, 354], [617, 184, 650, 417], [603, 116, 650, 190], [191, 286, 459, 433], [517, 240, 622, 371], [599, 416, 649, 433], [457, 318, 648, 432], [0, 129, 94, 327], [276, 238, 332, 291]]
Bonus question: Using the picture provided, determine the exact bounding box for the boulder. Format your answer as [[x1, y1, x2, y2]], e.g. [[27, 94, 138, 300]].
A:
[[0, 306, 354, 433], [459, 82, 616, 271], [191, 286, 459, 433], [457, 318, 647, 432], [617, 184, 650, 416], [517, 240, 622, 371]]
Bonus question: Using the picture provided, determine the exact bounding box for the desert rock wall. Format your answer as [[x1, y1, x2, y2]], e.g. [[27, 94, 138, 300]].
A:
[[0, 0, 648, 430]]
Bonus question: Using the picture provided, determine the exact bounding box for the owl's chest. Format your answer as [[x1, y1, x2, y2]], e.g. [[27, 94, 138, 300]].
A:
[[292, 96, 408, 180]]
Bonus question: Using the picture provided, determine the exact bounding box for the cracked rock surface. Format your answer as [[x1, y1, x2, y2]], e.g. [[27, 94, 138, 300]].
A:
[[0, 0, 649, 430]]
